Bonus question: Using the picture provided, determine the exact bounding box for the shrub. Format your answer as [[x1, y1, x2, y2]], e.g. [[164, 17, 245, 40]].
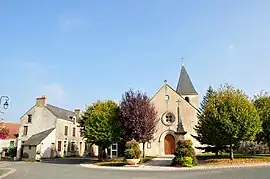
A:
[[124, 140, 141, 159], [236, 141, 269, 154], [172, 140, 197, 167]]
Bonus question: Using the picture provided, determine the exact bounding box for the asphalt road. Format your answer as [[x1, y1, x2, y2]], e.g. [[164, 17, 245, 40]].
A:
[[2, 160, 270, 179]]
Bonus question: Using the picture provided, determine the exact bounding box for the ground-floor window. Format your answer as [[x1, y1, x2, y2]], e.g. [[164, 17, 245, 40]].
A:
[[71, 142, 76, 152], [108, 143, 118, 158], [58, 141, 62, 152], [9, 141, 15, 148], [147, 142, 151, 149]]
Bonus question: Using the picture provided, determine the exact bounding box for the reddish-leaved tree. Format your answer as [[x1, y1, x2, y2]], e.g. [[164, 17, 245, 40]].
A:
[[119, 89, 158, 158], [0, 122, 9, 139]]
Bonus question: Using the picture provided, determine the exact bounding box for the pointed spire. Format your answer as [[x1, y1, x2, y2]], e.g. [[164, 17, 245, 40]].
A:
[[176, 64, 198, 95]]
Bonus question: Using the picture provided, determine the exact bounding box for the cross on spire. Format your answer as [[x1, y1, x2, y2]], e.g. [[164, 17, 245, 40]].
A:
[[181, 57, 184, 66]]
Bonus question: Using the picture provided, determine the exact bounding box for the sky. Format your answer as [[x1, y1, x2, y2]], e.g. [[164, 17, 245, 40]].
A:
[[0, 0, 270, 122]]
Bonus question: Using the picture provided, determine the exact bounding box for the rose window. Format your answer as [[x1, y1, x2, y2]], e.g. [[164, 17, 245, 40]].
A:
[[162, 112, 175, 126]]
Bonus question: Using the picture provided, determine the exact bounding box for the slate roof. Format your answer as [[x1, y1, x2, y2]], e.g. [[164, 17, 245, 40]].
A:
[[46, 104, 75, 121], [176, 66, 198, 95], [23, 128, 55, 146]]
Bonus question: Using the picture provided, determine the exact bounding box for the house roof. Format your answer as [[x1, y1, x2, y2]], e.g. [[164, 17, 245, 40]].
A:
[[2, 122, 20, 140], [23, 128, 55, 146], [176, 66, 198, 95], [46, 104, 75, 121]]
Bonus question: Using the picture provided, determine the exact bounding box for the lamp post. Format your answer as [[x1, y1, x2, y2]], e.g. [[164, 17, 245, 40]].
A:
[[0, 96, 9, 114]]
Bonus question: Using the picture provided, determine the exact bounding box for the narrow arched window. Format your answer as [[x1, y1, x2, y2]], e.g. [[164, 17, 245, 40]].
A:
[[185, 97, 190, 103]]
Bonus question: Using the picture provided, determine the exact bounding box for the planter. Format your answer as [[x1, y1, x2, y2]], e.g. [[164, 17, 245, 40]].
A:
[[126, 159, 140, 165]]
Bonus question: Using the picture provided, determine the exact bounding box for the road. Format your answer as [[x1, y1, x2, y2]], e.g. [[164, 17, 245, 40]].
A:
[[2, 159, 270, 179]]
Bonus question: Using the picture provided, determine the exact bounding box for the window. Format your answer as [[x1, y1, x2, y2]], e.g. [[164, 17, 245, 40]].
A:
[[71, 142, 75, 151], [27, 114, 32, 123], [72, 127, 76, 137], [162, 112, 175, 126], [23, 126, 28, 135], [9, 141, 15, 147], [29, 146, 31, 150], [147, 142, 151, 149], [58, 141, 62, 151], [109, 143, 118, 158], [185, 97, 190, 103], [112, 144, 117, 150], [80, 129, 83, 137], [64, 126, 68, 136]]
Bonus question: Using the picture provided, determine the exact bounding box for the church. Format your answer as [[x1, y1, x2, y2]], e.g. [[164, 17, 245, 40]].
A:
[[143, 65, 201, 156]]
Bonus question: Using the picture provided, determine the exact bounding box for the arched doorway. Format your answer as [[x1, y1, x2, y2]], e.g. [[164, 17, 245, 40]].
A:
[[164, 134, 175, 155]]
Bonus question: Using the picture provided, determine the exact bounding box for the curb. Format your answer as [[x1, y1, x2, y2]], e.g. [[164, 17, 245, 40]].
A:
[[80, 163, 270, 171], [0, 168, 16, 179]]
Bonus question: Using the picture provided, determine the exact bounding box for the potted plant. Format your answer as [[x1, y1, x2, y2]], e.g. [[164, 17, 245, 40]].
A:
[[124, 140, 141, 165]]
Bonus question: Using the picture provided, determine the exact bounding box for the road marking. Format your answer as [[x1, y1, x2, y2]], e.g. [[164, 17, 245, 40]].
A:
[[0, 168, 16, 179]]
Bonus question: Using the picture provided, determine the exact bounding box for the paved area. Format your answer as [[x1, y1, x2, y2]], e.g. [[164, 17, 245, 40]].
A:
[[0, 169, 11, 176], [143, 157, 173, 167], [1, 159, 270, 179]]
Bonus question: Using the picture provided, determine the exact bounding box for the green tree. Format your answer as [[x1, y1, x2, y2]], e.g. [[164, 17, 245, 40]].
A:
[[194, 84, 261, 160], [253, 92, 270, 151], [78, 100, 122, 160], [194, 86, 222, 156], [199, 86, 215, 112]]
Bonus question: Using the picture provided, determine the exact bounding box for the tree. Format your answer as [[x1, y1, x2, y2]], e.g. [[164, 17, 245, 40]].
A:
[[194, 86, 221, 156], [199, 86, 215, 112], [0, 122, 9, 139], [253, 92, 270, 151], [194, 84, 261, 160], [119, 89, 158, 158], [78, 100, 121, 160]]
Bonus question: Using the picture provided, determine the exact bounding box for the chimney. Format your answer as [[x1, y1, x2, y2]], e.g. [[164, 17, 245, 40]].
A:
[[36, 95, 47, 107], [74, 108, 81, 116]]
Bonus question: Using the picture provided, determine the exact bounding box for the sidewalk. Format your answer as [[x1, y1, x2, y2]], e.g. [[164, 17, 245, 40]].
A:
[[81, 162, 270, 171]]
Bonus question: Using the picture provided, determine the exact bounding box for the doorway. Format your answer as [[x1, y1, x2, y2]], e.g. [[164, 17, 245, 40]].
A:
[[164, 134, 175, 155]]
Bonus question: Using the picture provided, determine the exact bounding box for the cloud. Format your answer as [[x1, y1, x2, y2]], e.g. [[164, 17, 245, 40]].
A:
[[42, 84, 66, 104]]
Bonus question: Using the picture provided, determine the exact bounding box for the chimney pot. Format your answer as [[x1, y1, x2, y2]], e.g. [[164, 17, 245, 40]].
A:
[[36, 95, 47, 107]]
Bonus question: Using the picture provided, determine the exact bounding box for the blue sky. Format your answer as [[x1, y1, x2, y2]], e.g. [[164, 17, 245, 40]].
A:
[[0, 0, 270, 122]]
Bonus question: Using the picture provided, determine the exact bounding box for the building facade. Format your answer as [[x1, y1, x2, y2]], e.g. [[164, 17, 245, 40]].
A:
[[142, 65, 201, 156], [16, 96, 98, 160]]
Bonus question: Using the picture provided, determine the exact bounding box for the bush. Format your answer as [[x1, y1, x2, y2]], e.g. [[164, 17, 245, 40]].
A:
[[236, 141, 269, 154], [124, 140, 141, 159], [172, 140, 197, 167]]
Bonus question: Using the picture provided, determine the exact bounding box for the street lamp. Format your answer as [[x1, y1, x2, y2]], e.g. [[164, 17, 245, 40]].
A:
[[0, 96, 9, 113]]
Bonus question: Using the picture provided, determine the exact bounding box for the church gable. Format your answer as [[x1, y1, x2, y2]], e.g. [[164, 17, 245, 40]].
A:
[[151, 82, 191, 135], [151, 81, 191, 115]]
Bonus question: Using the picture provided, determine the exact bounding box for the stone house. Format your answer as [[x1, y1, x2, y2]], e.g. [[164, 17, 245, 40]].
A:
[[16, 96, 98, 160]]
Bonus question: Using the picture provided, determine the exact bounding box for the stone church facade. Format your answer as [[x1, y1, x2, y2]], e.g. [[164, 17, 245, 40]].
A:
[[143, 65, 201, 156]]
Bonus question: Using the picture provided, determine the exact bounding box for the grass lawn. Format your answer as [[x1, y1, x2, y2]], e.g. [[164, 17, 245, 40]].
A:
[[94, 156, 155, 167], [197, 153, 270, 166]]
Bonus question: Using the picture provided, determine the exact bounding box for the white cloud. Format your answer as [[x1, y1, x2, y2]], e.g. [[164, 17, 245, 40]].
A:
[[42, 84, 66, 104]]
